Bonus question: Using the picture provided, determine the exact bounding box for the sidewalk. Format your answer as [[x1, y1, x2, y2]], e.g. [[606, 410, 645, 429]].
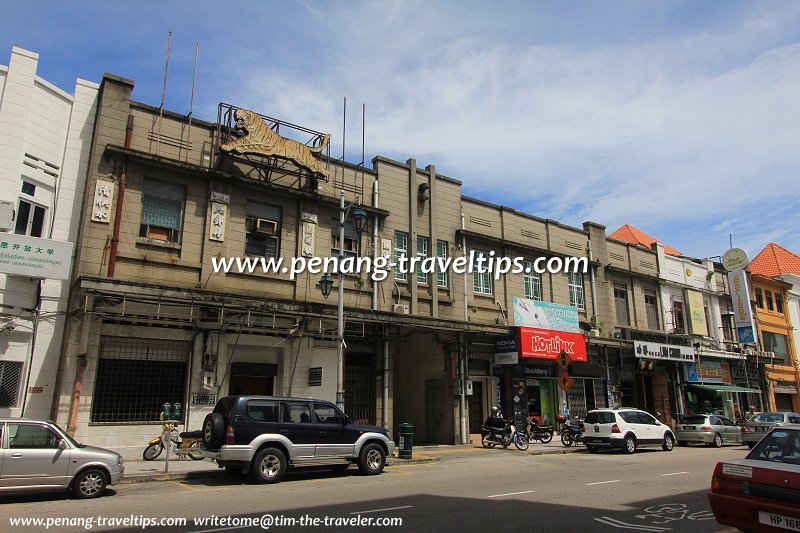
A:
[[121, 438, 584, 484]]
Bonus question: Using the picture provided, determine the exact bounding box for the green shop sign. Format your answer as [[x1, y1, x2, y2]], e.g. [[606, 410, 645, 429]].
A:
[[0, 233, 74, 280]]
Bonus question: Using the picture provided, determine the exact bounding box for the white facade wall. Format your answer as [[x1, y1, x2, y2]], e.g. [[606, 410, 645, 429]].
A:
[[0, 47, 98, 419], [655, 243, 724, 341]]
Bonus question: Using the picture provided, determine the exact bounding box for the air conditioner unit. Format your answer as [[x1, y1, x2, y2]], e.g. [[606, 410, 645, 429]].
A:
[[612, 329, 623, 339], [588, 329, 600, 338], [255, 218, 277, 235], [392, 304, 409, 315]]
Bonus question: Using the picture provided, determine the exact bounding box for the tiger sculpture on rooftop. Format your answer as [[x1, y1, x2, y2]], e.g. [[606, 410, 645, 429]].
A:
[[220, 108, 330, 178]]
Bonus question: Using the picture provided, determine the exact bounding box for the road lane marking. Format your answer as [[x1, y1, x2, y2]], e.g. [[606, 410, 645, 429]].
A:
[[487, 490, 536, 498], [350, 505, 412, 514], [660, 472, 689, 477], [595, 517, 670, 531], [586, 480, 620, 486]]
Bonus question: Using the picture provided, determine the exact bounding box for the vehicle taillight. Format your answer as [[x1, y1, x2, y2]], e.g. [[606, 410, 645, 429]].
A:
[[611, 424, 620, 433], [711, 475, 749, 495], [225, 425, 235, 445], [701, 426, 712, 431], [741, 426, 750, 432]]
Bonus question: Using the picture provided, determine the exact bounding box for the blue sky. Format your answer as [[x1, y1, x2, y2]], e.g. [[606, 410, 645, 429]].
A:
[[3, 1, 799, 261]]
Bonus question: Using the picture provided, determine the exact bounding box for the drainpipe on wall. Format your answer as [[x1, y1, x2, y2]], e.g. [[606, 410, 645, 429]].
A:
[[372, 180, 379, 311], [107, 114, 134, 277], [461, 212, 468, 322], [67, 295, 93, 437], [383, 335, 389, 430], [459, 333, 468, 445], [588, 240, 611, 406]]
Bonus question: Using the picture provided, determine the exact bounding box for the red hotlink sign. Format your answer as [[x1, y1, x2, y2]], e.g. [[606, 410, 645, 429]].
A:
[[516, 327, 587, 362]]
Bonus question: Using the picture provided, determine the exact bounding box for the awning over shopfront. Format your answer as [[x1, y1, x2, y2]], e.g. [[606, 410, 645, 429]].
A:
[[696, 347, 746, 360], [687, 384, 761, 393]]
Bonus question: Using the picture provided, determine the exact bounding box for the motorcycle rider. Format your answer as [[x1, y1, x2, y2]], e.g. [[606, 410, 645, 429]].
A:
[[484, 406, 507, 438]]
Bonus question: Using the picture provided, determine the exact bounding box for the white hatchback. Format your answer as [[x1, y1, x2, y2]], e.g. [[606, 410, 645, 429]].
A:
[[580, 408, 676, 454]]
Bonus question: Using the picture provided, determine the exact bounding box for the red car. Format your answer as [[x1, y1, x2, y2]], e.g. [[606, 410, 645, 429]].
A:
[[709, 425, 800, 532]]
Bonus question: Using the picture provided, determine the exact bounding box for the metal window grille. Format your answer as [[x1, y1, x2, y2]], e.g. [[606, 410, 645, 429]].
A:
[[0, 361, 23, 407], [394, 231, 408, 281], [524, 262, 542, 300], [567, 378, 588, 420], [437, 240, 448, 288], [91, 337, 190, 423], [417, 236, 428, 284], [568, 272, 585, 310]]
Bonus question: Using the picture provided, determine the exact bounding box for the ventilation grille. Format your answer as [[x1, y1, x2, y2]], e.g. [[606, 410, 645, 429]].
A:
[[0, 361, 23, 407], [469, 216, 492, 227], [640, 260, 655, 269], [520, 229, 540, 240], [148, 131, 192, 150], [609, 252, 625, 261], [565, 241, 583, 251], [23, 153, 60, 178]]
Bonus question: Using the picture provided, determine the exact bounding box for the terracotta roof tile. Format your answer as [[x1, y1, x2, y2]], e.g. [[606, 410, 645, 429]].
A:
[[608, 224, 682, 256], [748, 242, 800, 277]]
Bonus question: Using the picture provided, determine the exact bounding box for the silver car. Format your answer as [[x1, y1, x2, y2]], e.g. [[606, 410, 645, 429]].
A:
[[0, 418, 124, 498], [741, 412, 800, 449], [675, 414, 741, 447]]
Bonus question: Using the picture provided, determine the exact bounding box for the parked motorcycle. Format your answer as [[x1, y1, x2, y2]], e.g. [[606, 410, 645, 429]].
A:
[[556, 415, 584, 447], [481, 419, 529, 451], [526, 417, 554, 444], [143, 423, 204, 460]]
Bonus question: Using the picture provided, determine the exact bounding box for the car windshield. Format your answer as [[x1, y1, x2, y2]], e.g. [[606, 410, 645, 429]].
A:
[[749, 429, 800, 464], [680, 416, 707, 424], [753, 413, 785, 424]]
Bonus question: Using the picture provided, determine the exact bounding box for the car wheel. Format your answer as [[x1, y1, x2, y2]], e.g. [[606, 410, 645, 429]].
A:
[[586, 444, 599, 453], [677, 440, 687, 447], [561, 432, 573, 447], [143, 442, 163, 461], [73, 468, 107, 499], [662, 433, 674, 452], [202, 413, 226, 449], [250, 447, 287, 484], [623, 435, 637, 454], [358, 443, 386, 475], [712, 433, 723, 448]]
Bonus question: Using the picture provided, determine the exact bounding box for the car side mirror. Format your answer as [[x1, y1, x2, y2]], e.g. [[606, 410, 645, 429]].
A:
[[58, 439, 68, 450]]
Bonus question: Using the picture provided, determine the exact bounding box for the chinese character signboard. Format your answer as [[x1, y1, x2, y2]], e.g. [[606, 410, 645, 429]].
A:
[[685, 361, 731, 384], [634, 340, 694, 363], [209, 202, 227, 241], [0, 233, 74, 280], [91, 179, 114, 223], [517, 327, 587, 362], [301, 212, 317, 257]]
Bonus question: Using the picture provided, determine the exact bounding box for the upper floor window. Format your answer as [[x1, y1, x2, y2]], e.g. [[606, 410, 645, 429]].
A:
[[754, 287, 764, 309], [614, 283, 629, 325], [568, 272, 585, 311], [394, 231, 408, 281], [776, 292, 784, 314], [644, 289, 659, 329], [473, 250, 492, 295], [139, 179, 185, 243], [331, 218, 359, 259], [417, 236, 429, 284], [523, 262, 542, 301], [245, 201, 281, 258], [672, 301, 685, 333], [765, 290, 774, 312], [15, 180, 47, 238], [436, 240, 448, 288]]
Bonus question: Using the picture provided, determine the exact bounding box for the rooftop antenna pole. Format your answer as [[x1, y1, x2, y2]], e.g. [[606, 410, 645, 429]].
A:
[[730, 234, 733, 249], [184, 41, 199, 162], [156, 31, 172, 156], [361, 102, 365, 194], [342, 96, 347, 164]]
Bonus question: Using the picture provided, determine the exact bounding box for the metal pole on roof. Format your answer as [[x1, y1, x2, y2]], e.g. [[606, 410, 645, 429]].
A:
[[156, 31, 172, 157]]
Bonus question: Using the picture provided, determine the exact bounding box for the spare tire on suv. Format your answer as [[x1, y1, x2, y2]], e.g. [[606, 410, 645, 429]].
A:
[[203, 412, 226, 449]]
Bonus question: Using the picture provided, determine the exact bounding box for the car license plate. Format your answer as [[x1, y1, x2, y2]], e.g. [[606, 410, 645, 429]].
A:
[[594, 425, 599, 433], [758, 511, 800, 531], [683, 426, 696, 430]]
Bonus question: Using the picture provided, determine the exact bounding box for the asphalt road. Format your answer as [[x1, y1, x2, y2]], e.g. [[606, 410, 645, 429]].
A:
[[0, 444, 747, 533]]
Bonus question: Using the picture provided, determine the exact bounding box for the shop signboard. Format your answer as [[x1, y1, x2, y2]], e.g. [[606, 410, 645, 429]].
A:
[[634, 340, 694, 362], [728, 270, 755, 343], [517, 327, 587, 362], [0, 233, 74, 280], [513, 297, 579, 333], [685, 361, 731, 384], [495, 335, 519, 365], [686, 289, 709, 337]]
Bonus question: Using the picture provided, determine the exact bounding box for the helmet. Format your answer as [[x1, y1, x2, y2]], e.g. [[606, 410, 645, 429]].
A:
[[491, 406, 499, 414]]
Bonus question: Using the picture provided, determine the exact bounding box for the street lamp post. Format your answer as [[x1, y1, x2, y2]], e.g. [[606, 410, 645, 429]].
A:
[[320, 190, 367, 412]]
